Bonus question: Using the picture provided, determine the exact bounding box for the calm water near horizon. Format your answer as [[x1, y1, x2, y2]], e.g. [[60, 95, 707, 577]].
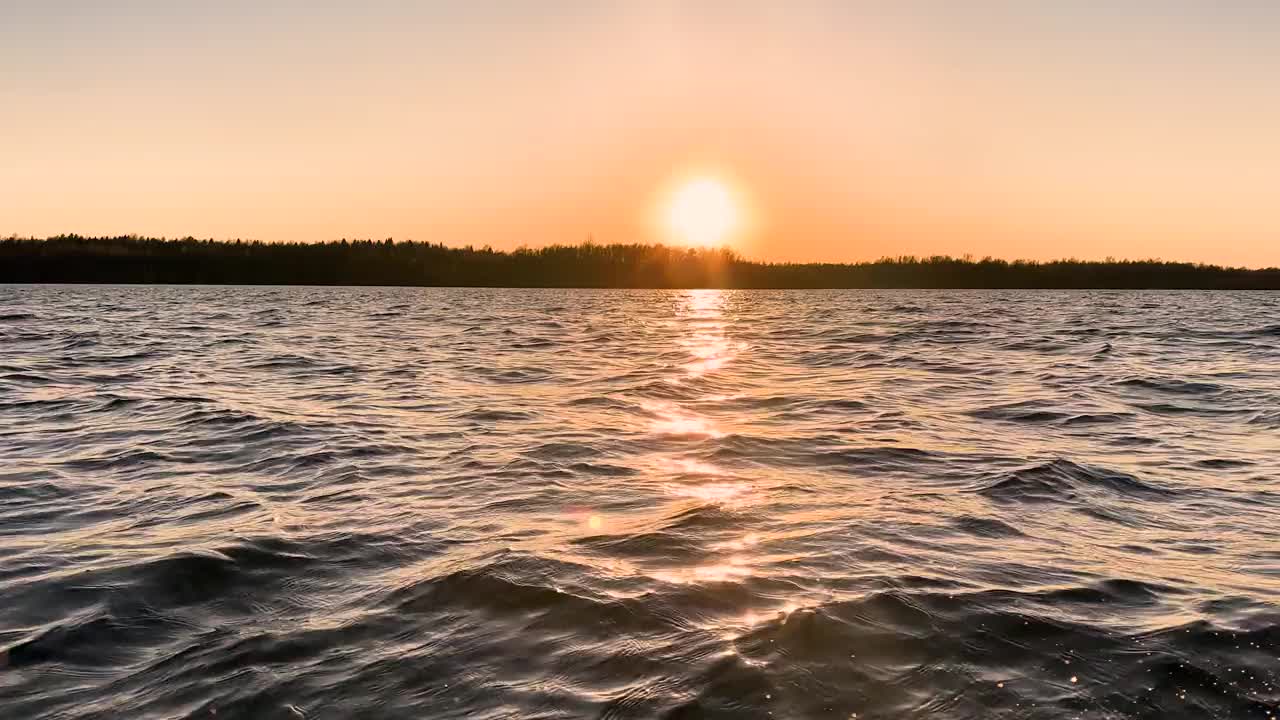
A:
[[1, 286, 1278, 719]]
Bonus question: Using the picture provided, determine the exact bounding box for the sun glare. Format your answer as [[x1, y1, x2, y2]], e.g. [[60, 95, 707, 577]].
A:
[[663, 176, 741, 247]]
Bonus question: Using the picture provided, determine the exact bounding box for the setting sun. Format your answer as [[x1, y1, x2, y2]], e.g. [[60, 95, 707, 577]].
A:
[[663, 177, 742, 247]]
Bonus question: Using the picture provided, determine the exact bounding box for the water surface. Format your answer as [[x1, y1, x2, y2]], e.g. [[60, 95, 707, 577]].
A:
[[1, 287, 1278, 719]]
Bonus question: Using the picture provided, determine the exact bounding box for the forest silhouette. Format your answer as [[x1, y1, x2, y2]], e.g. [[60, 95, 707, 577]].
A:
[[4, 235, 1278, 289]]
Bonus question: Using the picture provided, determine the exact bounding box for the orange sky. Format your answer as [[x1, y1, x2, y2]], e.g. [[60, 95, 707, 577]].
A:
[[4, 2, 1279, 266]]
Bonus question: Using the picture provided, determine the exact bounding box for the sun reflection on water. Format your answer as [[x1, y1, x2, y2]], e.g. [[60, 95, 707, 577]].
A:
[[639, 291, 787, 617], [670, 458, 726, 476], [663, 482, 748, 503], [679, 290, 738, 378], [652, 558, 754, 586], [650, 415, 724, 438], [642, 399, 725, 438]]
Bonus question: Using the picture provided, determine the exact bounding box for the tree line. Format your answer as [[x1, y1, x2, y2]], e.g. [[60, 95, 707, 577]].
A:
[[3, 235, 1278, 289]]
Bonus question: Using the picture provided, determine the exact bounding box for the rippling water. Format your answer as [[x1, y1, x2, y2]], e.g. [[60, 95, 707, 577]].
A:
[[2, 286, 1278, 719]]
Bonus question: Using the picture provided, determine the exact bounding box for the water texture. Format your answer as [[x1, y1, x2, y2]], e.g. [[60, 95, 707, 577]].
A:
[[1, 286, 1277, 719]]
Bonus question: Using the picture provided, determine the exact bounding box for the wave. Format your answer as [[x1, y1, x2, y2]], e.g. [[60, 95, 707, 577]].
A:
[[952, 515, 1026, 538], [454, 407, 535, 422], [1135, 402, 1245, 416], [1116, 377, 1225, 395], [71, 350, 159, 366], [970, 401, 1071, 423], [970, 401, 1133, 426], [978, 459, 1172, 504], [247, 355, 358, 374], [705, 434, 938, 474], [0, 372, 53, 384], [712, 589, 1278, 719], [63, 448, 176, 471], [465, 364, 554, 384], [382, 554, 677, 636]]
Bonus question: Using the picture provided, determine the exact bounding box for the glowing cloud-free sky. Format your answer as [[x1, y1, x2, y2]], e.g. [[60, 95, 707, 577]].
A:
[[4, 1, 1278, 265]]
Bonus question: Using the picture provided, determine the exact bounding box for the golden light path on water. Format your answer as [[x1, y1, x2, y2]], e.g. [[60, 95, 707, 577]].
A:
[[577, 290, 798, 634]]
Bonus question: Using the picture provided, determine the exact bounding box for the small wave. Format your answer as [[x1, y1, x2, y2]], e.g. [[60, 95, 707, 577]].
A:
[[720, 589, 1277, 719], [1, 371, 52, 384], [248, 355, 357, 374], [63, 448, 175, 471], [970, 401, 1071, 423], [978, 459, 1172, 504], [572, 395, 638, 411], [117, 534, 419, 607], [797, 349, 884, 368], [511, 338, 557, 348], [565, 461, 637, 477], [468, 365, 554, 384], [1194, 458, 1254, 469], [454, 407, 534, 422], [662, 504, 745, 533], [1136, 402, 1243, 416], [997, 337, 1072, 353], [524, 441, 603, 461], [827, 331, 892, 345], [3, 612, 190, 670], [0, 478, 79, 503], [952, 515, 1026, 538], [383, 554, 675, 636], [969, 401, 1132, 427], [1062, 412, 1133, 425], [707, 435, 937, 475], [127, 547, 310, 607], [57, 331, 101, 350], [918, 319, 990, 331], [1249, 411, 1280, 428], [574, 527, 711, 563], [1117, 377, 1225, 395], [73, 350, 158, 365]]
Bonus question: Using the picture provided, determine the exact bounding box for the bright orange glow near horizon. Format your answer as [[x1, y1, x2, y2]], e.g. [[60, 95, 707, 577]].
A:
[[3, 3, 1280, 266], [660, 175, 745, 248]]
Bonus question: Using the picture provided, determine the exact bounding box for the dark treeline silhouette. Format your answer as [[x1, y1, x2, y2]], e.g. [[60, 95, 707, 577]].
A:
[[4, 235, 1279, 289]]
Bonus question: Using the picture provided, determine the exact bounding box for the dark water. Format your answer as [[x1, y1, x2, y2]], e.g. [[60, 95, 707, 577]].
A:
[[1, 286, 1278, 720]]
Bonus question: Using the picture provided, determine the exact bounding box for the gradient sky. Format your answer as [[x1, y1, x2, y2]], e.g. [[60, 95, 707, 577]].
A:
[[4, 1, 1279, 265]]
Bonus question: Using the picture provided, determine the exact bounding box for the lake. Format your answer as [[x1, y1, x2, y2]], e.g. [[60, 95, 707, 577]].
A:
[[1, 286, 1278, 719]]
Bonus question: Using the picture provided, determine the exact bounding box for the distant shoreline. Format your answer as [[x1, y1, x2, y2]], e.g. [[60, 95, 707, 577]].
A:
[[5, 236, 1279, 290], [5, 282, 1279, 292]]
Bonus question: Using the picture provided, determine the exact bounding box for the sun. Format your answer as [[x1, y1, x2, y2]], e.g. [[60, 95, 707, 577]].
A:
[[663, 176, 742, 247]]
